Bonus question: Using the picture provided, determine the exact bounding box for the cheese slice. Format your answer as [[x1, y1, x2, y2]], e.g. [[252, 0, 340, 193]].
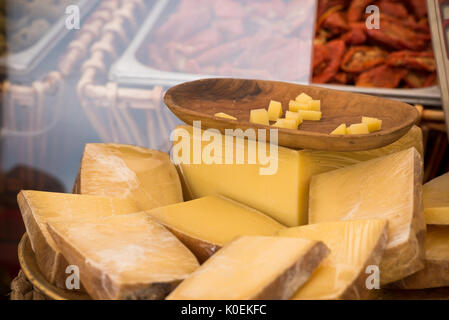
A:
[[166, 236, 329, 300], [47, 213, 199, 300], [147, 196, 285, 262], [174, 125, 423, 227], [390, 226, 449, 289], [73, 143, 183, 211], [279, 220, 389, 299], [17, 190, 140, 288], [423, 172, 449, 225], [309, 148, 426, 285]]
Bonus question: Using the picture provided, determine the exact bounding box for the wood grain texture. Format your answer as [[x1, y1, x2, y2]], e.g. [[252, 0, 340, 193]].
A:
[[164, 78, 419, 151]]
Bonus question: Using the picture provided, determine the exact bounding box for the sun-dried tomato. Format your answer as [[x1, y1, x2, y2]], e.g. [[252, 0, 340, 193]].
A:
[[356, 65, 408, 88], [341, 46, 388, 73], [313, 43, 329, 69], [313, 39, 346, 83], [378, 1, 409, 19], [341, 23, 367, 45], [322, 11, 349, 35], [385, 51, 436, 72], [407, 0, 427, 19], [347, 0, 371, 22]]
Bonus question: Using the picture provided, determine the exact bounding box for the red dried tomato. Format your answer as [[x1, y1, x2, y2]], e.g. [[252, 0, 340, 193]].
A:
[[341, 46, 388, 73], [313, 39, 346, 83], [385, 51, 436, 72], [356, 65, 408, 88]]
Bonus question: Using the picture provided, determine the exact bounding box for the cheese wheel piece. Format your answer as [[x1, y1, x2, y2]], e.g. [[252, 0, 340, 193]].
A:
[[73, 144, 183, 211], [309, 148, 425, 285], [166, 236, 329, 300], [279, 220, 389, 299], [17, 190, 140, 288], [47, 213, 199, 300], [147, 196, 285, 262], [423, 171, 449, 225]]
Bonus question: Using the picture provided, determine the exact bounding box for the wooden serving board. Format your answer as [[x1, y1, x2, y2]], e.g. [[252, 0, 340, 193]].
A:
[[164, 78, 419, 151]]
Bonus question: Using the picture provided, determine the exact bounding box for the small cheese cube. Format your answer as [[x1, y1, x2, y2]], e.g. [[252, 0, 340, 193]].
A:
[[330, 124, 347, 135], [296, 93, 313, 103], [268, 100, 283, 121], [347, 123, 370, 135], [285, 111, 303, 126], [272, 118, 298, 130], [289, 100, 312, 112], [362, 116, 382, 132], [250, 109, 269, 125], [215, 112, 237, 120], [297, 110, 322, 121], [310, 100, 321, 111]]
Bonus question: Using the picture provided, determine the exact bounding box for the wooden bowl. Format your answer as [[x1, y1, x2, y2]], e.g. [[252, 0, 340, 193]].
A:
[[164, 78, 419, 151]]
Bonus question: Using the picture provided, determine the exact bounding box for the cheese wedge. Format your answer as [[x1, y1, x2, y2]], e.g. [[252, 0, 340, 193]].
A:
[[330, 124, 347, 135], [347, 123, 370, 135], [279, 220, 389, 299], [174, 125, 423, 227], [423, 172, 449, 225], [309, 148, 425, 285], [47, 213, 199, 300], [362, 117, 382, 132], [272, 118, 298, 130], [389, 226, 449, 289], [17, 190, 140, 288], [166, 236, 329, 300], [214, 112, 237, 120], [73, 143, 183, 211], [267, 100, 283, 121], [147, 196, 285, 262]]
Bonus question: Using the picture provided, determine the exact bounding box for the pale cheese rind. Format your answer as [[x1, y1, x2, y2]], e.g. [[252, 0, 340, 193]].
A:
[[147, 195, 285, 263], [74, 143, 183, 211], [47, 213, 199, 300], [309, 148, 426, 285], [279, 220, 389, 299], [17, 190, 140, 288], [166, 236, 329, 300]]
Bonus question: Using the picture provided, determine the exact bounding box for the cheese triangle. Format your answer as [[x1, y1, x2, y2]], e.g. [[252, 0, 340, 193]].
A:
[[423, 171, 449, 225]]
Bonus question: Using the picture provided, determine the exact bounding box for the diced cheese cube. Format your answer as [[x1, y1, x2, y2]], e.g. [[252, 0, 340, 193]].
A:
[[289, 100, 312, 112], [297, 110, 322, 121], [330, 124, 347, 135], [267, 100, 283, 121], [362, 116, 382, 132], [215, 112, 237, 120], [285, 111, 303, 126], [310, 100, 321, 111], [272, 118, 298, 130], [249, 108, 269, 125], [347, 123, 369, 135], [296, 93, 313, 103]]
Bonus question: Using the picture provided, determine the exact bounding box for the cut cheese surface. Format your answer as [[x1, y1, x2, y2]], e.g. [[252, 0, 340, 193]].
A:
[[75, 143, 183, 211], [214, 112, 237, 120], [47, 213, 199, 300], [166, 236, 329, 300], [279, 220, 388, 300], [17, 190, 140, 288], [174, 125, 423, 227], [309, 148, 425, 284], [423, 172, 449, 225], [147, 196, 285, 262], [330, 124, 347, 135]]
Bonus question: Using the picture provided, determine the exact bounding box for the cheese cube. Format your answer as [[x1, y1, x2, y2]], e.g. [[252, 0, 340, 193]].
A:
[[310, 100, 321, 111], [309, 148, 426, 284], [147, 196, 285, 263], [215, 112, 237, 120], [296, 93, 313, 103], [289, 100, 312, 112], [330, 124, 347, 135], [423, 171, 449, 225], [272, 118, 298, 130], [347, 123, 369, 135], [267, 100, 283, 121], [297, 110, 322, 121], [285, 111, 303, 126], [279, 220, 388, 300], [166, 236, 329, 300], [362, 116, 382, 132], [249, 108, 269, 125]]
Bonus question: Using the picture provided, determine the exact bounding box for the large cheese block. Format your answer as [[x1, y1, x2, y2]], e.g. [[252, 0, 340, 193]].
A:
[[390, 226, 449, 289], [423, 172, 449, 225], [166, 236, 329, 300], [148, 195, 285, 262], [47, 213, 199, 300], [279, 220, 389, 299], [74, 143, 183, 210], [174, 125, 422, 227], [309, 148, 425, 285], [17, 190, 140, 288]]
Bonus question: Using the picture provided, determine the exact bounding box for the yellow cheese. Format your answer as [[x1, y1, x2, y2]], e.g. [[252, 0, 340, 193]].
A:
[[166, 236, 329, 300], [289, 100, 312, 112], [174, 125, 423, 227], [214, 112, 237, 120], [309, 148, 426, 285], [272, 118, 298, 130], [285, 111, 303, 126], [147, 196, 285, 262], [249, 108, 269, 125], [297, 110, 322, 121], [362, 117, 382, 132], [74, 144, 183, 211], [423, 172, 449, 225], [330, 124, 347, 135], [267, 100, 283, 121], [279, 220, 388, 299], [295, 93, 313, 103], [310, 100, 321, 111], [17, 190, 140, 288], [347, 123, 369, 135], [47, 213, 199, 300], [390, 226, 449, 289]]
